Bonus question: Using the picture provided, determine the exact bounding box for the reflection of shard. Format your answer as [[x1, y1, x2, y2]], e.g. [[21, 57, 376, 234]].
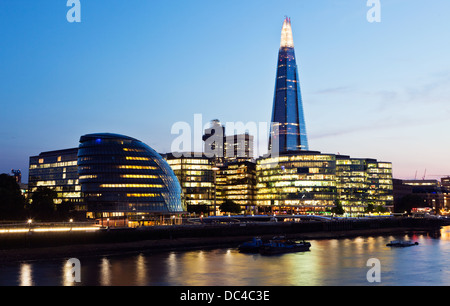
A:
[[269, 17, 309, 153]]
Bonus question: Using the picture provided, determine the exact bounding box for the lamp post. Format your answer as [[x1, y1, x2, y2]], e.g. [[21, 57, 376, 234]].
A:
[[212, 166, 220, 216]]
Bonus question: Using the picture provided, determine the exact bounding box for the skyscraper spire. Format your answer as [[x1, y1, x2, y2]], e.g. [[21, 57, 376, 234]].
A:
[[269, 17, 309, 153], [280, 17, 294, 48]]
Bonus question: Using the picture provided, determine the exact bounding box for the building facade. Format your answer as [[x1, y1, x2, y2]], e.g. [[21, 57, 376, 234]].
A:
[[203, 119, 254, 162], [77, 133, 184, 226], [28, 148, 85, 210], [256, 151, 337, 214], [269, 17, 309, 153], [164, 153, 215, 215], [256, 151, 393, 216], [216, 160, 257, 213]]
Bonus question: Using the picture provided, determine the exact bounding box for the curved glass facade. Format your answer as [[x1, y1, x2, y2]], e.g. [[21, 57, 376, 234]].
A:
[[77, 133, 184, 217]]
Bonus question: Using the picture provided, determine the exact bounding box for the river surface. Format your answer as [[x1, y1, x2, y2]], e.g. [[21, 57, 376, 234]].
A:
[[1, 227, 450, 286]]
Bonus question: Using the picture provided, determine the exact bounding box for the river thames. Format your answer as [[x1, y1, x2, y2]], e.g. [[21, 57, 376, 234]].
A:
[[1, 226, 450, 286]]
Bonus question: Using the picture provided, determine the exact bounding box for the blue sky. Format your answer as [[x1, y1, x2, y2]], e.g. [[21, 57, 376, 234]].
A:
[[1, 0, 449, 182]]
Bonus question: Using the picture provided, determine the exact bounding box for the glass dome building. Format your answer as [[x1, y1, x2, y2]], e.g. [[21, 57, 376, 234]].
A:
[[77, 133, 184, 225]]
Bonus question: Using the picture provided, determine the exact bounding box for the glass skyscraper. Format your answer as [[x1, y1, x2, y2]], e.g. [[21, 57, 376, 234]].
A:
[[269, 17, 309, 153]]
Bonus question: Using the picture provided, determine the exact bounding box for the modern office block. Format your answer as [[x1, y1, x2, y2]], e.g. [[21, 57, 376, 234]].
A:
[[28, 148, 84, 210], [164, 153, 215, 214], [256, 151, 336, 214], [216, 160, 257, 213]]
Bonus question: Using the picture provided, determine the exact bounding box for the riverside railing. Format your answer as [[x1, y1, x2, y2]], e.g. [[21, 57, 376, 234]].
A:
[[0, 221, 100, 234]]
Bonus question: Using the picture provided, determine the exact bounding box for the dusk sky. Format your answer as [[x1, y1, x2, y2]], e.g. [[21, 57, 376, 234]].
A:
[[1, 0, 449, 183]]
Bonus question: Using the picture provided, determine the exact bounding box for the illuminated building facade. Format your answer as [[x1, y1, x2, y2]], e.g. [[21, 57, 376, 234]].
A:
[[256, 151, 336, 214], [256, 151, 393, 216], [28, 148, 84, 210], [366, 160, 394, 210], [442, 177, 450, 190], [336, 156, 393, 214], [78, 133, 184, 225], [336, 156, 368, 214], [269, 17, 308, 153], [216, 160, 256, 213], [164, 153, 215, 214]]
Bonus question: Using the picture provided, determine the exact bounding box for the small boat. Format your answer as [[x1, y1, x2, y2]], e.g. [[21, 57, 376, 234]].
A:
[[259, 239, 311, 255], [238, 237, 264, 253], [386, 240, 419, 247]]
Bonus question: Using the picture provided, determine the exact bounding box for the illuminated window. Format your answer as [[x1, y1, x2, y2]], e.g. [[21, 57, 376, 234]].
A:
[[127, 193, 159, 198], [121, 174, 159, 179], [118, 165, 157, 170], [100, 184, 164, 188], [126, 157, 151, 161]]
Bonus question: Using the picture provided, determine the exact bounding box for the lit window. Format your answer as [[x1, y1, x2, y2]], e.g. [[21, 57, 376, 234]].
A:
[[126, 157, 151, 161]]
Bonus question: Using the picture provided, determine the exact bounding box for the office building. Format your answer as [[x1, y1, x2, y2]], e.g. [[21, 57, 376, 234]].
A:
[[78, 133, 184, 226], [335, 156, 368, 214], [256, 150, 393, 216], [256, 151, 336, 214], [203, 119, 254, 162], [28, 148, 84, 210], [216, 160, 256, 213], [164, 153, 215, 215], [401, 180, 445, 212], [269, 17, 309, 153]]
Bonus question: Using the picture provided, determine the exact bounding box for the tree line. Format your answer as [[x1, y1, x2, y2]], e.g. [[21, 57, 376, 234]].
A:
[[0, 173, 74, 222]]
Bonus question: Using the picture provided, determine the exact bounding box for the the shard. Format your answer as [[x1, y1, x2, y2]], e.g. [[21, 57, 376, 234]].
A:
[[269, 17, 309, 153]]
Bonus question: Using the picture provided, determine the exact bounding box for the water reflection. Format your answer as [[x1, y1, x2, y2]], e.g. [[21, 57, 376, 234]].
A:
[[19, 263, 33, 286], [4, 227, 450, 286], [100, 258, 111, 286]]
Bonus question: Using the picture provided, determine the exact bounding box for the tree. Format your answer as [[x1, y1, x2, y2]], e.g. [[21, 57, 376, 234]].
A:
[[331, 200, 345, 215], [0, 173, 26, 220], [395, 194, 426, 214], [187, 204, 209, 216], [57, 200, 74, 220], [29, 187, 57, 221], [219, 200, 241, 214]]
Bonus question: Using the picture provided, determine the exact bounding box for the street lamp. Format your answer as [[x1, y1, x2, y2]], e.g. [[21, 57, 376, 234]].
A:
[[212, 167, 220, 216]]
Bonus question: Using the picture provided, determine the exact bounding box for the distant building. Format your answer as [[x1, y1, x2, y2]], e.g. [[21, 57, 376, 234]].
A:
[[28, 148, 84, 210], [203, 119, 254, 162], [402, 180, 445, 212], [11, 169, 21, 184], [224, 133, 254, 162], [442, 177, 450, 189], [392, 179, 450, 213]]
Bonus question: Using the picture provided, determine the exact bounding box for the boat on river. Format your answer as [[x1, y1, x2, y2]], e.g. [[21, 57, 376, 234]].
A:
[[386, 240, 419, 247], [259, 238, 311, 255], [238, 237, 264, 253]]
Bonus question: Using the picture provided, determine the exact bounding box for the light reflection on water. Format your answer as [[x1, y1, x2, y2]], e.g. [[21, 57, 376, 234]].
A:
[[2, 227, 450, 286]]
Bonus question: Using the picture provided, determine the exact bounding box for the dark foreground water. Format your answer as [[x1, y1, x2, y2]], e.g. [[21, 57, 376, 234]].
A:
[[2, 227, 450, 286]]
